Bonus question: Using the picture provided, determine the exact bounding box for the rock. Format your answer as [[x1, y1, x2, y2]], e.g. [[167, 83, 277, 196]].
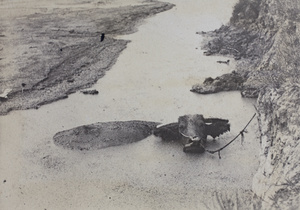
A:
[[81, 89, 99, 95], [0, 89, 12, 100], [216, 59, 230, 64], [203, 51, 213, 56], [203, 77, 214, 85], [196, 31, 206, 35], [53, 121, 159, 150], [191, 71, 246, 94], [241, 87, 260, 98]]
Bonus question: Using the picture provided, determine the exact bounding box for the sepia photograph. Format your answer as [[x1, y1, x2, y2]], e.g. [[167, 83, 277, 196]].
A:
[[0, 0, 299, 209]]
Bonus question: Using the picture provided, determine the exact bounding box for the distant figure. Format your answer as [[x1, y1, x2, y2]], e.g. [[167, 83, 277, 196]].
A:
[[217, 60, 230, 64], [100, 33, 105, 42], [21, 83, 26, 93]]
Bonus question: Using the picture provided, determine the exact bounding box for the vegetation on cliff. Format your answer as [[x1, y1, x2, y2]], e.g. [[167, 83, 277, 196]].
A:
[[254, 84, 300, 209]]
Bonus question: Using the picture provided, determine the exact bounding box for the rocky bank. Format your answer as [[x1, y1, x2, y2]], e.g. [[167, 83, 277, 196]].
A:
[[197, 0, 300, 208], [194, 0, 300, 98], [254, 84, 300, 209]]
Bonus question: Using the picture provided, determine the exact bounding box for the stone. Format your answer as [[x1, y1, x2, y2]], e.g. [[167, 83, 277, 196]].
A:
[[191, 71, 246, 94]]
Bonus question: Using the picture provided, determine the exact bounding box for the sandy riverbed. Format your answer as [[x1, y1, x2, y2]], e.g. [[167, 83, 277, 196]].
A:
[[0, 0, 260, 209]]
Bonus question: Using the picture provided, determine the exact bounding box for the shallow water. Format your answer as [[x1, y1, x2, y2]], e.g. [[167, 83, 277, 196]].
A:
[[0, 0, 260, 209]]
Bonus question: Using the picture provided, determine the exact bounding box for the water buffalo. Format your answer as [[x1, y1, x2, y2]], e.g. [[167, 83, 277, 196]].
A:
[[153, 114, 230, 153]]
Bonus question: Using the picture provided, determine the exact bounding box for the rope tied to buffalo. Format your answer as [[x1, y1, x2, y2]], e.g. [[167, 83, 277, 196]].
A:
[[203, 113, 257, 159]]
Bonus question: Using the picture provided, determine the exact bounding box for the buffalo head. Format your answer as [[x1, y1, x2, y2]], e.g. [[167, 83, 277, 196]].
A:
[[179, 114, 230, 153], [153, 114, 230, 153], [178, 114, 207, 144]]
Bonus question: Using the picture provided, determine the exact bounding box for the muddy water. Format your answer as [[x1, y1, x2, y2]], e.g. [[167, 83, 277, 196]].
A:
[[0, 0, 260, 209]]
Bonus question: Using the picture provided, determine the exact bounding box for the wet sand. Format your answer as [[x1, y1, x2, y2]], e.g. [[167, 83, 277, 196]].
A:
[[0, 0, 260, 209]]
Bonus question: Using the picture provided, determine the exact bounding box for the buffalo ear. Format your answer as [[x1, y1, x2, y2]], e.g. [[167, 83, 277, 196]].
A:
[[153, 122, 181, 141], [178, 115, 188, 123], [178, 116, 186, 135], [194, 114, 204, 119], [204, 118, 230, 139], [178, 116, 184, 123], [204, 118, 229, 124]]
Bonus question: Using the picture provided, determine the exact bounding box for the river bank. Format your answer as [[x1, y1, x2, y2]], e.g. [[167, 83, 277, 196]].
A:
[[0, 0, 174, 115], [195, 0, 300, 208]]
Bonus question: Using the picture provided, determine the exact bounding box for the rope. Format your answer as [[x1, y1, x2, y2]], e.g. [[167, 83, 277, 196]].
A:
[[204, 113, 257, 159]]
